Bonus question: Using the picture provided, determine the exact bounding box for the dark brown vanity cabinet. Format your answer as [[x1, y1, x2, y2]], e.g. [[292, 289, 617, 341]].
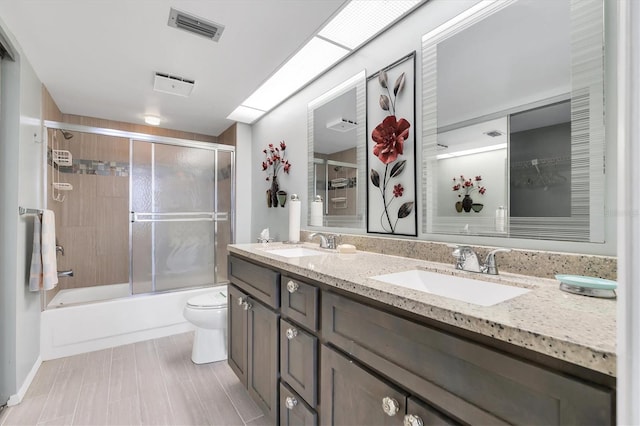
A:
[[280, 382, 318, 426], [228, 254, 614, 426], [322, 291, 614, 425], [281, 276, 319, 331], [228, 256, 281, 424], [228, 284, 248, 385], [280, 318, 317, 406], [280, 275, 320, 425], [320, 344, 459, 426]]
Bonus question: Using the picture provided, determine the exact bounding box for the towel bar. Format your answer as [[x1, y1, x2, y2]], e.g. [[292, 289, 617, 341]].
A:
[[19, 207, 43, 215]]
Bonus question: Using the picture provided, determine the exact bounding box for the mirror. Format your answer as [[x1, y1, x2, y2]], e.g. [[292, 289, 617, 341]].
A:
[[421, 0, 605, 242], [308, 71, 366, 228]]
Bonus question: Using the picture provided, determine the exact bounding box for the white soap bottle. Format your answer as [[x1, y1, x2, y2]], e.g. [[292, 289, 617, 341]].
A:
[[495, 206, 505, 232]]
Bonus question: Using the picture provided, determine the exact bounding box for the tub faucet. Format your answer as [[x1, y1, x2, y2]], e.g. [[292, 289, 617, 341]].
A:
[[309, 232, 338, 249], [452, 246, 511, 275], [57, 269, 74, 278]]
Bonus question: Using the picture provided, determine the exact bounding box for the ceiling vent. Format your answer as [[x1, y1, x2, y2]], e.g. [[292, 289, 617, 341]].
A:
[[326, 118, 357, 132], [484, 130, 503, 137], [168, 8, 225, 42], [153, 72, 195, 97]]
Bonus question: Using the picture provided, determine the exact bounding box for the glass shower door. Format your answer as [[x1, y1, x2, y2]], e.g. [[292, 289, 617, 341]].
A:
[[130, 140, 232, 294]]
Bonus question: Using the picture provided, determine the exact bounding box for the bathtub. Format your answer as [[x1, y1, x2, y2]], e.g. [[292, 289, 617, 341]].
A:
[[41, 283, 227, 360]]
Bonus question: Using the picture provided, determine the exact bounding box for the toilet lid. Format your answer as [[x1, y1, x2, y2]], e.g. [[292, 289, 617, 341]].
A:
[[187, 290, 228, 308]]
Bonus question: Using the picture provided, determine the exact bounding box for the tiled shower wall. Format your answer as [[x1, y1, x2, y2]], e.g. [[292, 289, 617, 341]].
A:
[[48, 130, 130, 290]]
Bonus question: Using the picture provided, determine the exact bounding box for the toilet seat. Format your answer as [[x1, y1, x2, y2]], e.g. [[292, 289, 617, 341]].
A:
[[187, 291, 227, 310]]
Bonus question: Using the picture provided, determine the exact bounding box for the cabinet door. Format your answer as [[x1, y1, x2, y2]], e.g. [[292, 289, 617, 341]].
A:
[[320, 345, 407, 426], [280, 382, 317, 426], [228, 284, 248, 386], [280, 318, 317, 406], [248, 298, 280, 424], [405, 397, 460, 426]]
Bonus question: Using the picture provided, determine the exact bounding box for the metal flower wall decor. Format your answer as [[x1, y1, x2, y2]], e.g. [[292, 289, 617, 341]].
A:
[[367, 52, 417, 236]]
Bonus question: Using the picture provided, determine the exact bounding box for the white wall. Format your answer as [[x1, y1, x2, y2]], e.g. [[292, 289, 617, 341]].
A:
[[235, 123, 253, 243], [250, 0, 618, 256], [251, 0, 477, 243], [616, 0, 640, 422], [0, 16, 44, 404]]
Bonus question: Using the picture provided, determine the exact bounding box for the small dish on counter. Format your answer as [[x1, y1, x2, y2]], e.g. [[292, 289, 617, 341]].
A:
[[555, 274, 617, 299]]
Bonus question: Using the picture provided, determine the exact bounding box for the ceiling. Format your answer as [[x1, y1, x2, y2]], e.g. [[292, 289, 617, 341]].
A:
[[0, 0, 347, 137]]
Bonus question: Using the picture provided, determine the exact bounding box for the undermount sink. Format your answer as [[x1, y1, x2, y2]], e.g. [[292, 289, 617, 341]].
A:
[[265, 247, 326, 258], [370, 269, 530, 307]]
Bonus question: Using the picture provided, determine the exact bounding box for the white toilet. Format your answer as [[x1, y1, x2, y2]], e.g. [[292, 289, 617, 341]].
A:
[[183, 288, 228, 364]]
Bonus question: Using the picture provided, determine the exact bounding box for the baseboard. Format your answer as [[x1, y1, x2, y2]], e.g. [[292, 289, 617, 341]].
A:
[[7, 356, 42, 406]]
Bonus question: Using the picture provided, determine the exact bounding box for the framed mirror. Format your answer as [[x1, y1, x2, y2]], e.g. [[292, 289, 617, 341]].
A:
[[421, 0, 605, 242], [308, 71, 366, 228]]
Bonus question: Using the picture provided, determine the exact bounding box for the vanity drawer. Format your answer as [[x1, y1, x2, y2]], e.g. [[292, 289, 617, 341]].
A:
[[280, 318, 318, 407], [322, 291, 613, 425], [280, 382, 317, 426], [229, 255, 280, 308], [281, 276, 319, 331]]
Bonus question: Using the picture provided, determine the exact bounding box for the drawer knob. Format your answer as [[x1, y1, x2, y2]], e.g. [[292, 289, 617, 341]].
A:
[[242, 301, 252, 311], [285, 396, 298, 410], [285, 327, 298, 339], [382, 397, 399, 416], [287, 280, 299, 293], [237, 296, 244, 306], [404, 414, 424, 426]]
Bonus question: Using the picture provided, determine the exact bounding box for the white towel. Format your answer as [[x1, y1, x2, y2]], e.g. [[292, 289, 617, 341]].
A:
[[29, 210, 58, 291]]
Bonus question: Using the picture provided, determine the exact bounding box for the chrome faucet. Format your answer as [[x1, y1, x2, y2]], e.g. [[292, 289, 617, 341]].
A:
[[56, 244, 64, 256], [452, 245, 511, 275], [309, 232, 338, 249], [483, 248, 512, 275]]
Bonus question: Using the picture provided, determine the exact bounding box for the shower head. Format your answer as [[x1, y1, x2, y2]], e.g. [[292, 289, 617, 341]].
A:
[[57, 129, 73, 140]]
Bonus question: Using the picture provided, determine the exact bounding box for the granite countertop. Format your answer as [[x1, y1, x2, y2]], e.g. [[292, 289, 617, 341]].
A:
[[228, 242, 616, 377]]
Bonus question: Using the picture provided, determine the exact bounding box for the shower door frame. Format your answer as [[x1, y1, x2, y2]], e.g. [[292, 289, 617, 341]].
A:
[[129, 138, 235, 294], [43, 120, 236, 296]]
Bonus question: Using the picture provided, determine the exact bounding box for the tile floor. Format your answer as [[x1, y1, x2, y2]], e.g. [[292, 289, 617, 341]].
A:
[[0, 332, 272, 426]]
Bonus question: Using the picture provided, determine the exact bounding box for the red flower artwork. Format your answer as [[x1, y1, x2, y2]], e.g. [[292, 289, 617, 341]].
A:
[[261, 140, 291, 181], [372, 115, 410, 165], [393, 184, 404, 198], [452, 175, 486, 197], [370, 67, 414, 233]]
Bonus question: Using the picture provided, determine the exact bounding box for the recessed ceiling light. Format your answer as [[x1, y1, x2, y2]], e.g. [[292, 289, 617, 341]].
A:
[[144, 115, 161, 126], [319, 0, 422, 49], [242, 37, 349, 112], [436, 143, 507, 159], [226, 105, 265, 124]]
